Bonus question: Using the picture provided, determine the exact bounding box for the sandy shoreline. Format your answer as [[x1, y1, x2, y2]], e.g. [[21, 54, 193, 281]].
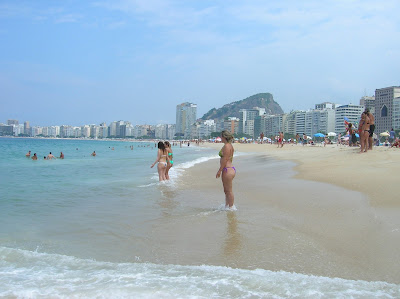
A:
[[201, 142, 400, 207], [177, 142, 400, 283]]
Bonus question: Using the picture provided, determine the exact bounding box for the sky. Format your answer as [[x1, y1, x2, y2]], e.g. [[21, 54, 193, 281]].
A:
[[1, 0, 399, 126]]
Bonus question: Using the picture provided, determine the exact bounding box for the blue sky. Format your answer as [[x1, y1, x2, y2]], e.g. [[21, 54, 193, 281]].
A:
[[1, 0, 399, 126]]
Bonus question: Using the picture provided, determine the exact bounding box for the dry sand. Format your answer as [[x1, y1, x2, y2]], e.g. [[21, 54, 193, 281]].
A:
[[203, 142, 400, 207], [175, 142, 400, 283]]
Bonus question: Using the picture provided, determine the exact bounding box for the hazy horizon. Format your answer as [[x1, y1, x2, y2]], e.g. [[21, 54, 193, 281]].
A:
[[1, 1, 399, 126]]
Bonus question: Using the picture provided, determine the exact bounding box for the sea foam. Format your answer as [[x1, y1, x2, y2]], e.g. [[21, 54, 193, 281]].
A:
[[1, 246, 399, 298]]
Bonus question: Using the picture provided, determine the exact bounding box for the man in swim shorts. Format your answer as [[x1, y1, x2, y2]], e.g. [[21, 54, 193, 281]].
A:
[[365, 108, 375, 150]]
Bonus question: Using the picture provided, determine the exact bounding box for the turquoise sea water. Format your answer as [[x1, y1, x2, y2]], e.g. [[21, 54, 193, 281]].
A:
[[1, 137, 399, 298]]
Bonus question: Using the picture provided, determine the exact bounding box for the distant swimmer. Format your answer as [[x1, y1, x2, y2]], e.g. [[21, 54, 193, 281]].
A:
[[25, 150, 31, 157], [31, 153, 37, 160], [216, 130, 236, 209], [47, 152, 56, 160], [60, 152, 64, 159], [91, 151, 96, 156]]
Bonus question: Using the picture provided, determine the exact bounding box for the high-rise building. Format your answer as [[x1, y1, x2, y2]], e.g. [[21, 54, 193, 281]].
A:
[[335, 104, 364, 134], [176, 102, 197, 138], [375, 86, 400, 133], [7, 119, 19, 126], [261, 114, 285, 137], [223, 117, 239, 135], [24, 121, 30, 135], [239, 108, 265, 137], [359, 96, 375, 115]]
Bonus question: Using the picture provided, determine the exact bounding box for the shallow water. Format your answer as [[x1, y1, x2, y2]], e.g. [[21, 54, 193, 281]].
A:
[[1, 138, 399, 297]]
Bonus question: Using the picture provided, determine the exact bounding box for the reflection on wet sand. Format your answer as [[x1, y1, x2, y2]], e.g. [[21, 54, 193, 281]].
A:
[[223, 211, 242, 258]]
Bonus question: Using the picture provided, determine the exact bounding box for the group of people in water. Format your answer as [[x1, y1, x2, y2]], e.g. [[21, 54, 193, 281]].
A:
[[26, 151, 63, 160], [150, 141, 174, 181]]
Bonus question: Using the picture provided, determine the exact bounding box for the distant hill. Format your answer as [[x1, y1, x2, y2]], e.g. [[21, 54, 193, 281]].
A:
[[200, 93, 284, 120]]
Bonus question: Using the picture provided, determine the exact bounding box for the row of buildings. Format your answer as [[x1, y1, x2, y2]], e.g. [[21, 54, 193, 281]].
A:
[[1, 86, 399, 140]]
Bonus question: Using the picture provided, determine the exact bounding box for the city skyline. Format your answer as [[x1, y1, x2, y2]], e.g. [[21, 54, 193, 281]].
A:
[[1, 1, 399, 126]]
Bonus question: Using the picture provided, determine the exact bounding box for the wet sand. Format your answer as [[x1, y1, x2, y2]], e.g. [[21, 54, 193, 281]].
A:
[[167, 143, 400, 283]]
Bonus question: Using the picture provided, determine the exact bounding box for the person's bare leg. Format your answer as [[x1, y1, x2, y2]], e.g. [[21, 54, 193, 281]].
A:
[[222, 169, 235, 207]]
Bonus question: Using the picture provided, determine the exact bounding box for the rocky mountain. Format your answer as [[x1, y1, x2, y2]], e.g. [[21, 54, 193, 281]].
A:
[[200, 93, 284, 121]]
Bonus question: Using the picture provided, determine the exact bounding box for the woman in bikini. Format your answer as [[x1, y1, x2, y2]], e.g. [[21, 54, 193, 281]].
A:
[[151, 141, 168, 181], [359, 112, 370, 153], [216, 130, 236, 208], [164, 141, 173, 180]]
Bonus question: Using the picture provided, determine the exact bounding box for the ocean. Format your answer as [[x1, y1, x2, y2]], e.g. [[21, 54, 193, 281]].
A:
[[1, 137, 399, 298]]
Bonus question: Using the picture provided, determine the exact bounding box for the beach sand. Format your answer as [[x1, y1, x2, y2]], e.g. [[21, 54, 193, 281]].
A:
[[170, 143, 400, 283]]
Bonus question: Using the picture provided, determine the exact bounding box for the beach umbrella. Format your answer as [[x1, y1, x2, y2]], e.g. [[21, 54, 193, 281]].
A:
[[216, 137, 221, 142], [327, 132, 336, 137], [355, 133, 359, 138], [306, 136, 312, 140], [313, 133, 325, 138], [380, 132, 390, 137]]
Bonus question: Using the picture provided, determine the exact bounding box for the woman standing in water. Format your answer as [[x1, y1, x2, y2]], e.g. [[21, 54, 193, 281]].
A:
[[151, 141, 168, 181], [216, 130, 236, 208], [164, 141, 173, 180]]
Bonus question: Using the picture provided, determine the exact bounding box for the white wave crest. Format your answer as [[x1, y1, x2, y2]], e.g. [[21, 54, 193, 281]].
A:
[[0, 246, 399, 298]]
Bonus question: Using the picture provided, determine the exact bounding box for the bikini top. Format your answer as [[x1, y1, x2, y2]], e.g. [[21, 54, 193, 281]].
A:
[[219, 147, 233, 162]]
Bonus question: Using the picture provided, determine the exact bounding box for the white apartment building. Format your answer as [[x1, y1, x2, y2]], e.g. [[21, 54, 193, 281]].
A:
[[334, 104, 364, 134], [392, 97, 400, 131], [305, 109, 335, 136], [155, 124, 168, 139], [261, 114, 284, 137], [81, 125, 90, 138], [176, 102, 197, 138], [134, 125, 150, 138], [359, 96, 375, 115]]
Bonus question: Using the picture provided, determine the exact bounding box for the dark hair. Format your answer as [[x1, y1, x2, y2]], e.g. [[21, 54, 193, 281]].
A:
[[164, 141, 170, 147], [158, 141, 166, 151]]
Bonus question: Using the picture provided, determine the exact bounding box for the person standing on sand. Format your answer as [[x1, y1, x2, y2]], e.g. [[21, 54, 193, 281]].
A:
[[151, 141, 168, 181], [359, 112, 370, 153], [216, 130, 236, 208], [365, 108, 375, 150]]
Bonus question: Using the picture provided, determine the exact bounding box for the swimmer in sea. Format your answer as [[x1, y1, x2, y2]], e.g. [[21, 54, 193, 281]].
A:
[[151, 141, 168, 181], [216, 130, 236, 208], [26, 150, 31, 157], [31, 153, 37, 160]]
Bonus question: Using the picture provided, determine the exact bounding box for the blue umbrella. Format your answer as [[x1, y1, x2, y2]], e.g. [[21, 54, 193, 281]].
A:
[[314, 133, 325, 138], [355, 133, 359, 138]]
